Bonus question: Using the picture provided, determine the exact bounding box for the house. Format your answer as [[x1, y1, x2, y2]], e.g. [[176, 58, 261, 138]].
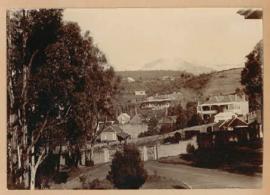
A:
[[100, 125, 130, 142], [135, 90, 146, 96], [158, 116, 177, 130], [213, 116, 249, 143], [198, 116, 249, 147], [140, 98, 172, 110], [127, 77, 135, 83], [213, 116, 248, 131], [100, 126, 118, 142], [140, 92, 183, 111], [117, 113, 131, 124], [197, 94, 249, 121], [97, 121, 115, 132], [162, 76, 175, 81]]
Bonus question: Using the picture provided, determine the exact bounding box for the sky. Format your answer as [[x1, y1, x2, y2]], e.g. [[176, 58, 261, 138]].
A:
[[63, 8, 262, 71]]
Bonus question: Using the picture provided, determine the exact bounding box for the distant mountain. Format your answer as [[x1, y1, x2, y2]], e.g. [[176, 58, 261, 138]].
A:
[[141, 58, 215, 75]]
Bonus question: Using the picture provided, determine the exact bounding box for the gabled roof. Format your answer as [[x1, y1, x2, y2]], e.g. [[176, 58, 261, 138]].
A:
[[214, 120, 226, 129], [215, 111, 236, 118], [227, 117, 248, 128], [202, 94, 246, 105], [102, 124, 131, 139], [220, 117, 248, 129], [117, 132, 130, 140], [214, 116, 248, 131], [102, 126, 116, 133], [103, 124, 123, 133]]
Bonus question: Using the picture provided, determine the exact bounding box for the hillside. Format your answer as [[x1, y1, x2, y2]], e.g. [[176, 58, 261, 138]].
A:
[[116, 68, 244, 104], [116, 70, 193, 81], [202, 68, 243, 97]]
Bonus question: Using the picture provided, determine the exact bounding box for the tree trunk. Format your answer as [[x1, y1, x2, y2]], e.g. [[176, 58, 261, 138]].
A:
[[17, 145, 22, 184], [30, 166, 36, 190], [57, 144, 62, 172], [22, 65, 30, 188], [89, 146, 94, 161], [29, 147, 47, 190]]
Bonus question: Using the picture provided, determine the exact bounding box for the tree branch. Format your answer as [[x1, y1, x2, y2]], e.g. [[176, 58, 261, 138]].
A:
[[27, 115, 48, 155], [34, 148, 47, 170], [21, 49, 38, 98], [91, 115, 108, 145]]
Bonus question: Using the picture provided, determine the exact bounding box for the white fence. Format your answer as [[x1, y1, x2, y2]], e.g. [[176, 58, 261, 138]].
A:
[[59, 136, 198, 167], [157, 136, 198, 158]]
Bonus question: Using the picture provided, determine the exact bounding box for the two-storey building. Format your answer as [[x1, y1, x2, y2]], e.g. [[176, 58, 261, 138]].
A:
[[197, 94, 249, 121]]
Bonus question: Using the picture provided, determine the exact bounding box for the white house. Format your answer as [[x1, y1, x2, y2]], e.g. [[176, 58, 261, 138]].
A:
[[197, 94, 249, 121], [127, 77, 135, 83], [140, 92, 183, 111], [100, 125, 130, 142], [135, 90, 146, 96], [100, 126, 117, 142], [140, 98, 172, 110]]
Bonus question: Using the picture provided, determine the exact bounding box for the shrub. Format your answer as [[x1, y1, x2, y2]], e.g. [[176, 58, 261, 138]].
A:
[[174, 132, 182, 142], [79, 175, 87, 188], [187, 114, 203, 127], [159, 124, 173, 134], [138, 128, 159, 138], [107, 144, 148, 189], [163, 136, 174, 144], [79, 176, 111, 189], [186, 143, 195, 154], [53, 171, 69, 184], [7, 182, 26, 190], [36, 152, 59, 188], [163, 133, 182, 144], [88, 179, 108, 189]]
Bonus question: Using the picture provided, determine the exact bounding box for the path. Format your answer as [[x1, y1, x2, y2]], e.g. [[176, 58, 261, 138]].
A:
[[51, 161, 261, 189]]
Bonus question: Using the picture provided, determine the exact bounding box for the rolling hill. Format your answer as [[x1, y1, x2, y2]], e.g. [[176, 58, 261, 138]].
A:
[[202, 68, 243, 97], [116, 67, 244, 105]]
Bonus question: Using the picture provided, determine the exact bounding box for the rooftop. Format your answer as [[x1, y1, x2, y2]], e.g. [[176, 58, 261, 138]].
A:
[[200, 94, 246, 105]]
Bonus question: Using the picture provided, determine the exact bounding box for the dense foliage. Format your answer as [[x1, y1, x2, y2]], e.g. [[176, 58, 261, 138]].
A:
[[107, 144, 148, 189], [7, 9, 119, 189], [138, 102, 204, 138], [241, 40, 263, 111]]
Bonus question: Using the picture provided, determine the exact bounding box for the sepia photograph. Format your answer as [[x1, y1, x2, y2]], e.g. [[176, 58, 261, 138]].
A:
[[6, 8, 263, 190]]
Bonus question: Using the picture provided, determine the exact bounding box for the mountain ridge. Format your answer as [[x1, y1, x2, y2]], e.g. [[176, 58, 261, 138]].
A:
[[140, 58, 215, 75]]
